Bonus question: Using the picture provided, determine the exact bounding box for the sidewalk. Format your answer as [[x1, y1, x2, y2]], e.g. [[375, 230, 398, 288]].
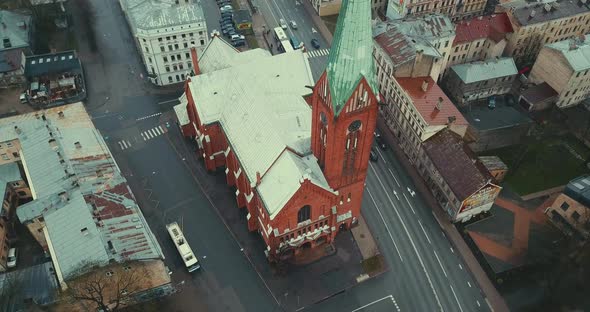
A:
[[376, 117, 509, 312]]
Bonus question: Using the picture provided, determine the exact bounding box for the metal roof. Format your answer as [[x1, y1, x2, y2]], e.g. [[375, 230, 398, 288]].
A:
[[0, 10, 32, 52], [502, 0, 590, 27], [460, 101, 533, 131], [564, 175, 590, 207], [546, 36, 590, 72], [0, 49, 23, 73], [1, 103, 163, 281], [326, 0, 376, 115], [0, 162, 22, 204], [186, 38, 335, 217], [121, 0, 205, 31], [0, 261, 58, 311], [198, 37, 269, 73], [451, 57, 518, 84], [453, 13, 513, 45], [24, 50, 82, 78]]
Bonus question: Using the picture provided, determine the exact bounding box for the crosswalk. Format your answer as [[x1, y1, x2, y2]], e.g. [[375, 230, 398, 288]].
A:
[[307, 48, 330, 58], [141, 125, 167, 141], [118, 140, 132, 150]]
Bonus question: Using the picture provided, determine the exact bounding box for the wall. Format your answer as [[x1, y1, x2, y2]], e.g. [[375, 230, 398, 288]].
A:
[[529, 48, 571, 96], [456, 183, 501, 222], [546, 193, 590, 239], [468, 122, 531, 152], [0, 139, 22, 166]]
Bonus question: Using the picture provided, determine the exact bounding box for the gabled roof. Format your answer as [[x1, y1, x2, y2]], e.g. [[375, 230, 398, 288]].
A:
[[0, 162, 22, 200], [453, 13, 513, 45], [545, 36, 590, 72], [396, 76, 468, 127], [24, 50, 82, 78], [198, 36, 269, 73], [187, 41, 335, 216], [326, 0, 376, 114], [2, 103, 163, 281], [422, 129, 492, 201], [502, 0, 590, 27], [0, 10, 32, 51], [451, 57, 517, 84], [121, 0, 205, 31]]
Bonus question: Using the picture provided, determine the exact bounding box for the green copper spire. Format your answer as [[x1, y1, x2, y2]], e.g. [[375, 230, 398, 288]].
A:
[[326, 0, 376, 116]]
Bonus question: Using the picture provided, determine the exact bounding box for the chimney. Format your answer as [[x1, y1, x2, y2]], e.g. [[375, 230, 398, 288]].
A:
[[256, 171, 261, 186], [421, 79, 429, 92], [14, 125, 21, 134], [190, 46, 200, 76], [435, 97, 444, 110], [529, 9, 536, 19]]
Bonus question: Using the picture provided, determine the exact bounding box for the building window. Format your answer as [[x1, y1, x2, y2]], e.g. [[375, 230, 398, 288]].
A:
[[199, 31, 203, 36], [182, 34, 186, 38], [186, 52, 190, 59], [560, 202, 570, 211], [173, 65, 178, 71], [12, 152, 18, 158], [165, 66, 170, 72], [184, 42, 188, 48], [200, 39, 205, 45], [168, 76, 173, 83], [171, 55, 175, 61], [163, 56, 168, 62], [2, 153, 9, 160], [297, 205, 311, 223], [174, 44, 179, 49], [176, 74, 181, 81], [166, 36, 171, 40], [158, 37, 163, 42], [168, 45, 173, 50], [173, 35, 177, 40], [160, 46, 165, 52], [572, 211, 581, 221]]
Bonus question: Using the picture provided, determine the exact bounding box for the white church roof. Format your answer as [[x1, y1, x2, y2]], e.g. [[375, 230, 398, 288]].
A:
[[186, 37, 334, 217]]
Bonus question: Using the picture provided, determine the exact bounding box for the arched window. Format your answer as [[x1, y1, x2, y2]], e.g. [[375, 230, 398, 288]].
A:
[[297, 205, 311, 223]]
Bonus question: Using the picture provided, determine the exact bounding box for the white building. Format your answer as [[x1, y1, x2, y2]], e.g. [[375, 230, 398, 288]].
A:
[[119, 0, 208, 86]]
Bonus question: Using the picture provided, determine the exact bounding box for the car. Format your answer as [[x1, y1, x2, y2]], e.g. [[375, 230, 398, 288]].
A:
[[220, 12, 233, 18], [7, 248, 17, 268], [279, 19, 288, 30], [221, 21, 234, 28], [289, 20, 298, 29], [227, 30, 238, 37], [231, 34, 245, 41], [220, 4, 232, 10], [218, 1, 230, 6], [369, 149, 378, 162], [311, 38, 320, 49], [232, 40, 246, 47], [220, 6, 233, 13], [210, 29, 221, 37], [374, 131, 381, 139], [488, 95, 496, 109]]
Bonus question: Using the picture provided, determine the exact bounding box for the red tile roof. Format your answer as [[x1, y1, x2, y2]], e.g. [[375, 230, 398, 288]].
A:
[[374, 27, 415, 68], [453, 13, 513, 45], [396, 76, 467, 126]]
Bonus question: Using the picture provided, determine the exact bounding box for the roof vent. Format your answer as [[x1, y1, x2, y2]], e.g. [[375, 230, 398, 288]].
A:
[[421, 79, 429, 92], [14, 125, 21, 134], [75, 141, 81, 149], [552, 2, 559, 10], [529, 9, 536, 19], [58, 111, 64, 118], [80, 227, 89, 235], [544, 4, 551, 12], [436, 97, 444, 110]]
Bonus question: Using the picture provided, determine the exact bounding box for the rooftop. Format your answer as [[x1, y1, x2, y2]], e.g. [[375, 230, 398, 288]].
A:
[[0, 49, 23, 73], [451, 57, 518, 84], [503, 0, 590, 27], [327, 0, 376, 114], [1, 103, 163, 280], [24, 50, 82, 78], [564, 175, 590, 208], [422, 129, 492, 201], [120, 0, 205, 32], [394, 14, 455, 41], [186, 37, 334, 218], [478, 155, 509, 171], [520, 82, 558, 105], [0, 162, 22, 203], [396, 76, 468, 126], [0, 10, 32, 52], [453, 13, 513, 45], [460, 101, 533, 131], [545, 36, 590, 72], [0, 262, 58, 310]]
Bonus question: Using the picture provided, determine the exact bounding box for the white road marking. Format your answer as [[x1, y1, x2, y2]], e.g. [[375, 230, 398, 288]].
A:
[[449, 285, 464, 312], [144, 131, 152, 139], [141, 132, 146, 141], [118, 141, 124, 149], [467, 281, 472, 288], [374, 146, 386, 164], [450, 247, 454, 253], [158, 98, 179, 105], [459, 264, 463, 270], [350, 295, 396, 312], [418, 219, 431, 244], [148, 129, 156, 137], [159, 125, 165, 133], [153, 127, 162, 135], [393, 190, 399, 200], [135, 112, 162, 121], [311, 27, 317, 33], [367, 188, 404, 262], [388, 168, 401, 187], [125, 140, 131, 148], [370, 164, 444, 311], [403, 193, 416, 214], [476, 300, 481, 307], [433, 250, 447, 278]]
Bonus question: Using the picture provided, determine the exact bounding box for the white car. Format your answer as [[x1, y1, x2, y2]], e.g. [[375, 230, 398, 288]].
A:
[[7, 248, 17, 268], [290, 20, 298, 29], [230, 34, 245, 41], [280, 19, 288, 30]]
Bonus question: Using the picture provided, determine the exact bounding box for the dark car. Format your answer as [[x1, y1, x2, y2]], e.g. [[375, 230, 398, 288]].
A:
[[221, 11, 233, 17], [220, 16, 233, 23], [311, 38, 320, 49], [232, 40, 246, 47], [369, 148, 378, 162]]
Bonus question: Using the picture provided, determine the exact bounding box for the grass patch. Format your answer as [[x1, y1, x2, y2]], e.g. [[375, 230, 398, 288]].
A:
[[245, 34, 258, 49], [482, 134, 590, 195], [320, 15, 339, 35], [361, 255, 383, 275]]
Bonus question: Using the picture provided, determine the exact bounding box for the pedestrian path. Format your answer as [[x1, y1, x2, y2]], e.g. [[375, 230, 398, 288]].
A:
[[141, 125, 167, 141], [307, 48, 330, 58], [117, 140, 132, 150]]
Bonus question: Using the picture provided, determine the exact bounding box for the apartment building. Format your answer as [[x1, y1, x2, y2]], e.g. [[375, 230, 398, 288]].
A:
[[309, 0, 387, 17], [373, 15, 455, 83], [0, 103, 173, 309], [386, 0, 485, 21], [545, 175, 590, 239], [447, 13, 514, 72], [500, 0, 590, 66], [120, 0, 208, 86], [529, 36, 590, 109], [419, 129, 502, 223], [380, 76, 468, 162], [444, 57, 518, 106]]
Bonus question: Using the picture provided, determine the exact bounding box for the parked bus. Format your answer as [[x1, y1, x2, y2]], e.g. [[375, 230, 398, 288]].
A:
[[273, 27, 288, 42], [289, 36, 304, 50], [280, 40, 294, 53], [166, 222, 200, 272]]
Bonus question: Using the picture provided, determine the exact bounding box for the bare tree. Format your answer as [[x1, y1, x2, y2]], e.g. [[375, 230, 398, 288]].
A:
[[62, 262, 146, 312], [0, 270, 24, 312]]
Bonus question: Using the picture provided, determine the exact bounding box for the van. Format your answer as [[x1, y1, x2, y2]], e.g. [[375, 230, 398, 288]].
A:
[[369, 149, 378, 162], [7, 248, 17, 268], [19, 93, 27, 104]]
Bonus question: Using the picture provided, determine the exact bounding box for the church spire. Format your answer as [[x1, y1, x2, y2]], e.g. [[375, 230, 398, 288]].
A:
[[325, 0, 376, 116]]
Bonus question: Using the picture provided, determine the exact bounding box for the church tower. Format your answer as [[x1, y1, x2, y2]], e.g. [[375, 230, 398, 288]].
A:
[[310, 0, 378, 217]]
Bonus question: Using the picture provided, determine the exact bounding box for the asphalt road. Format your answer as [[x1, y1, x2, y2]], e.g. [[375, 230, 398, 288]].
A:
[[253, 0, 330, 79]]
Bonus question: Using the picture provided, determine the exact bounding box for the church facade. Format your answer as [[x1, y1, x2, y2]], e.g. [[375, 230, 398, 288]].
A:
[[176, 0, 378, 262]]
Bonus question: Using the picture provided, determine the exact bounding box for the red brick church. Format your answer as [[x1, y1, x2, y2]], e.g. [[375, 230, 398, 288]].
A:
[[175, 0, 378, 262]]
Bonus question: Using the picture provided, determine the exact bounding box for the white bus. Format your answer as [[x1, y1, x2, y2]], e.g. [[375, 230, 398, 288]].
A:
[[273, 27, 288, 41], [166, 222, 200, 272], [280, 40, 294, 52]]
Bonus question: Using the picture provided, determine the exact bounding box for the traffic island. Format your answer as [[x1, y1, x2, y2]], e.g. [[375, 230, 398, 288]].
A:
[[196, 172, 387, 311]]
